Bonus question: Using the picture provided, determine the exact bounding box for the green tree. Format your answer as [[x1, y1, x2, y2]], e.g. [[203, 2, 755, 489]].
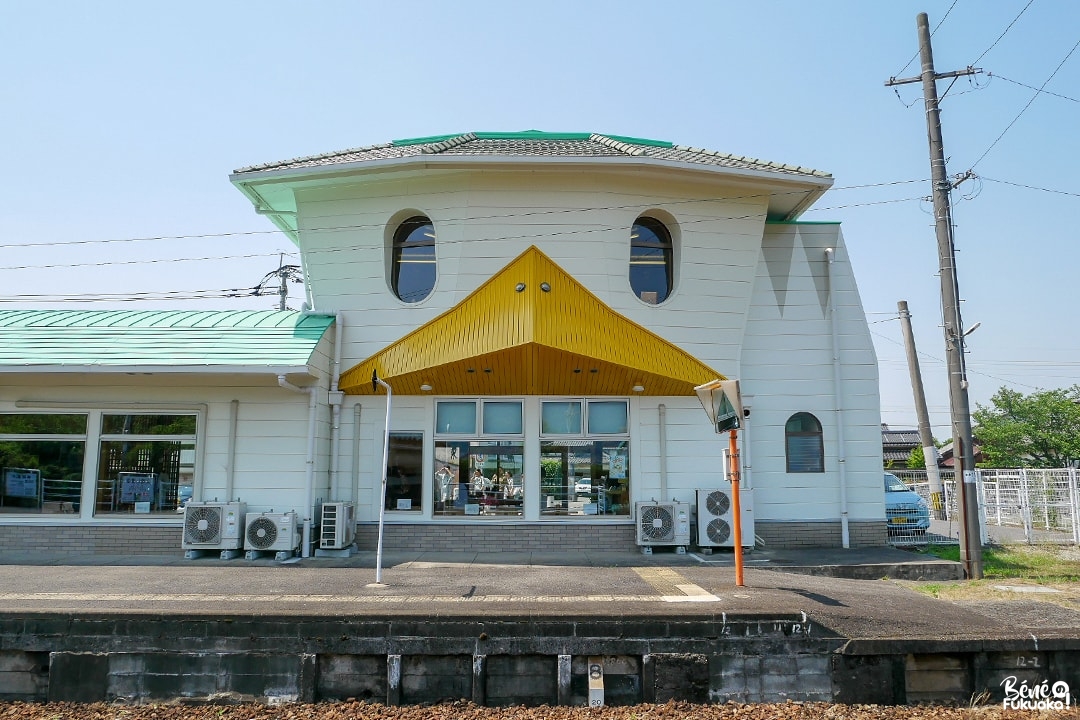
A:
[[907, 445, 925, 468], [972, 385, 1080, 468]]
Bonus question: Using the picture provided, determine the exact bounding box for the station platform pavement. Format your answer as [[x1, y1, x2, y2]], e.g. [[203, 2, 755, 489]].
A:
[[0, 544, 1078, 645]]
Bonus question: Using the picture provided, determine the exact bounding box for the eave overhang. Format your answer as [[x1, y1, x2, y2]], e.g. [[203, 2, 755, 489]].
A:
[[339, 246, 724, 396], [234, 153, 832, 237]]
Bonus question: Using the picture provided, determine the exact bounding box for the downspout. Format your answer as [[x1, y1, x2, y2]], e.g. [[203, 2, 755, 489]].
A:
[[825, 248, 850, 548], [327, 312, 345, 500], [352, 404, 363, 504], [278, 374, 318, 557], [225, 399, 239, 500], [658, 405, 668, 500]]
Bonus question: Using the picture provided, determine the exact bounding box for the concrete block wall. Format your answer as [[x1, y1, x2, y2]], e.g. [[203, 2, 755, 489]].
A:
[[755, 520, 886, 548], [356, 523, 637, 553], [0, 525, 180, 556]]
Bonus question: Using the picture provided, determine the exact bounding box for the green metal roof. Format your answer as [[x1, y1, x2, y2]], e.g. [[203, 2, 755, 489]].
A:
[[0, 310, 335, 371]]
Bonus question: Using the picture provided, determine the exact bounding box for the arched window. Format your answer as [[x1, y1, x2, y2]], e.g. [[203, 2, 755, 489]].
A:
[[391, 216, 436, 303], [786, 412, 824, 473], [629, 217, 673, 304]]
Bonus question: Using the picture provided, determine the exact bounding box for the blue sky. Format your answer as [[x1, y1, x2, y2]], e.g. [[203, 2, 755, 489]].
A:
[[2, 1, 1077, 438]]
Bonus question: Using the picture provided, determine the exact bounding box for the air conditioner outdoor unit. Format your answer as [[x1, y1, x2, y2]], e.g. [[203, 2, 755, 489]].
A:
[[696, 487, 755, 548], [635, 501, 691, 553], [182, 501, 246, 556], [244, 511, 300, 558], [319, 501, 356, 550]]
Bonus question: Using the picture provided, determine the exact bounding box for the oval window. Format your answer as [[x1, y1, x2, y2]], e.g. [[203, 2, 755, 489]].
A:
[[629, 217, 673, 304], [391, 216, 436, 303]]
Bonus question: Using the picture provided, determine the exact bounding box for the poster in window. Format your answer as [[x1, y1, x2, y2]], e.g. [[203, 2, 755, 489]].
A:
[[4, 468, 40, 498], [119, 473, 156, 503], [609, 450, 627, 479]]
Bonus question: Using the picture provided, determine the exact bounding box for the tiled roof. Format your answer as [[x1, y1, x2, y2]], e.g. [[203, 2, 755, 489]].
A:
[[0, 310, 335, 370], [882, 428, 921, 446], [233, 131, 831, 180]]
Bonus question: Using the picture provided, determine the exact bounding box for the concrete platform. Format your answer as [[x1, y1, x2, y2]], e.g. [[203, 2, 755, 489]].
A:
[[1, 546, 1078, 706]]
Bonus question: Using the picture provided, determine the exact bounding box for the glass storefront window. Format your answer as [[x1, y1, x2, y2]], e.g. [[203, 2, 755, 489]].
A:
[[587, 401, 628, 435], [541, 401, 582, 435], [386, 432, 423, 512], [482, 401, 522, 435], [95, 414, 197, 516], [436, 401, 476, 435], [433, 440, 523, 517], [101, 414, 197, 435], [540, 440, 629, 517], [0, 414, 87, 515]]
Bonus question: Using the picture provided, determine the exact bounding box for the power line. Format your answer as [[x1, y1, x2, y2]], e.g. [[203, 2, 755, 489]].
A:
[[987, 73, 1080, 103], [971, 0, 1036, 65], [981, 176, 1080, 198], [893, 0, 962, 78], [0, 179, 929, 251], [969, 37, 1080, 170]]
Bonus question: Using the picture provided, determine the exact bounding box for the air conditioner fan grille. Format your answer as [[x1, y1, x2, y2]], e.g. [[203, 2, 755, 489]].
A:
[[639, 505, 674, 540], [705, 490, 731, 517], [184, 506, 221, 545], [246, 516, 279, 550]]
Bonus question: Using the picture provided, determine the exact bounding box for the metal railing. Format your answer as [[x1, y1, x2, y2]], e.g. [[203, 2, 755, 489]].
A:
[[887, 467, 1080, 545]]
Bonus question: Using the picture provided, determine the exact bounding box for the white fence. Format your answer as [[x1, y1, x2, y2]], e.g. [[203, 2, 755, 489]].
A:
[[887, 467, 1080, 545]]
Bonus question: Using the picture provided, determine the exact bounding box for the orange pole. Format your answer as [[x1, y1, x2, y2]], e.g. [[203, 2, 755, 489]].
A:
[[729, 428, 744, 587]]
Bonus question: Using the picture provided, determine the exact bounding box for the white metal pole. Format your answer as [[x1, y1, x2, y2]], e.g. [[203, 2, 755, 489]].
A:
[[373, 372, 392, 585]]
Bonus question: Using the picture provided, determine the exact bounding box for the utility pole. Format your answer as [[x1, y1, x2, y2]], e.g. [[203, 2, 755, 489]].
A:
[[886, 13, 982, 578], [253, 254, 303, 311], [897, 300, 946, 519]]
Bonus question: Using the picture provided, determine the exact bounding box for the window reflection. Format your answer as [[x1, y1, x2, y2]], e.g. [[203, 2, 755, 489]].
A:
[[95, 413, 197, 516], [433, 441, 523, 517], [386, 432, 423, 511], [540, 440, 629, 517]]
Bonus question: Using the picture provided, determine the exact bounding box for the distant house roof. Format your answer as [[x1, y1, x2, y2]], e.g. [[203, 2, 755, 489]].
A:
[[0, 310, 335, 375], [882, 425, 921, 464], [230, 131, 834, 237]]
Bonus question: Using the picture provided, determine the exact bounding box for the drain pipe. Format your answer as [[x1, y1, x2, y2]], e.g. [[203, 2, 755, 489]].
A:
[[825, 248, 850, 548], [327, 312, 345, 500], [658, 404, 668, 500], [225, 399, 239, 500], [352, 404, 362, 504], [278, 374, 318, 557]]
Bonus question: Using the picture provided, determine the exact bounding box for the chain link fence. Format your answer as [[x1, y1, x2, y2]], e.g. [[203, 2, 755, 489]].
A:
[[885, 467, 1080, 546]]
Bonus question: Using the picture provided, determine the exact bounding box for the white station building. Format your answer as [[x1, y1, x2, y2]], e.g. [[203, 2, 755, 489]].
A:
[[0, 131, 884, 557]]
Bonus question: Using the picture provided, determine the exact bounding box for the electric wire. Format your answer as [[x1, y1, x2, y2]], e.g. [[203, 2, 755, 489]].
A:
[[971, 0, 1036, 65], [0, 179, 929, 252], [969, 37, 1080, 170], [893, 0, 962, 78], [987, 73, 1080, 103], [871, 329, 1046, 391], [981, 176, 1080, 198]]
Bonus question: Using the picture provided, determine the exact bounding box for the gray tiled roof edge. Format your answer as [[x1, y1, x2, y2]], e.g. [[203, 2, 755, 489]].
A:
[[671, 144, 833, 178], [233, 142, 396, 173], [421, 132, 477, 154], [589, 134, 647, 156]]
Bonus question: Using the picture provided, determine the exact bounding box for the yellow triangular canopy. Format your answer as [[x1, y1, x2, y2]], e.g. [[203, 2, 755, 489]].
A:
[[339, 246, 724, 395]]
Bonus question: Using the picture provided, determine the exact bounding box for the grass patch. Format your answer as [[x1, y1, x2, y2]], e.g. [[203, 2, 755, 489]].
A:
[[921, 543, 1080, 582]]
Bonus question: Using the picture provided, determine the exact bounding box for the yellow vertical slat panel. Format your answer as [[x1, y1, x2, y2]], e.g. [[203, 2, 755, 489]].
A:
[[339, 246, 723, 395]]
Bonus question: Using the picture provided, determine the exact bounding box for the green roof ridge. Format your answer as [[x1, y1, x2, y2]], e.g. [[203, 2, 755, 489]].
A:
[[603, 134, 672, 148], [392, 133, 463, 147]]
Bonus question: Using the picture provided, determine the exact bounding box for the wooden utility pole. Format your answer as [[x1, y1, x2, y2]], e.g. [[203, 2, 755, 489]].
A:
[[886, 13, 982, 578], [897, 300, 946, 519]]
